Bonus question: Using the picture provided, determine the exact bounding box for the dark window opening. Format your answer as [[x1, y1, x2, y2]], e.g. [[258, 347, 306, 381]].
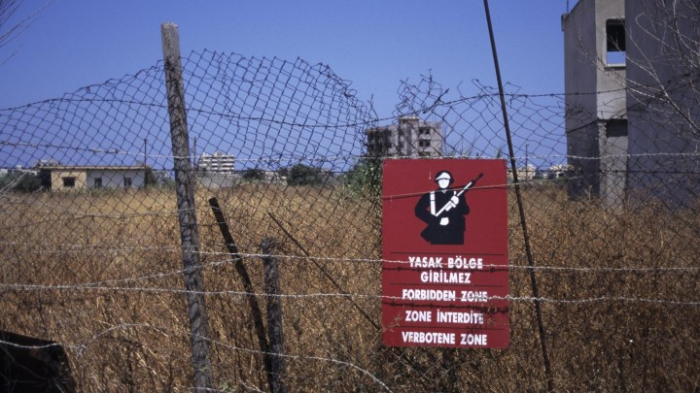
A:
[[606, 119, 628, 137], [62, 177, 76, 188], [418, 127, 431, 135], [124, 177, 132, 188], [419, 140, 431, 148], [94, 178, 102, 188], [606, 19, 626, 66]]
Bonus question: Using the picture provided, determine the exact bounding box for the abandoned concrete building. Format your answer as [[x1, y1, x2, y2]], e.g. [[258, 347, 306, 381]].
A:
[[563, 0, 700, 206], [365, 116, 443, 157]]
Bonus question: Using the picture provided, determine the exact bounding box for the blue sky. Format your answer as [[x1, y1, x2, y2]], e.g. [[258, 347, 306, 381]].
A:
[[1, 1, 570, 117]]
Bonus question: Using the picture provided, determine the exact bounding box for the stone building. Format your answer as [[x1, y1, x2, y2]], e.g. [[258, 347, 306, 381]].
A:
[[36, 166, 146, 191]]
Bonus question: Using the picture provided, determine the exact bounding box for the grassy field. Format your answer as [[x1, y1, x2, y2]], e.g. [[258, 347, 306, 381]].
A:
[[1, 183, 699, 391]]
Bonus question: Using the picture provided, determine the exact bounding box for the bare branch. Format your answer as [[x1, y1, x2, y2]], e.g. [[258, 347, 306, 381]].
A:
[[0, 0, 53, 54]]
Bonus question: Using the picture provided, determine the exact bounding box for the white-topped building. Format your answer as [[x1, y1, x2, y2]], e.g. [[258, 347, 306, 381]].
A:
[[197, 151, 236, 174]]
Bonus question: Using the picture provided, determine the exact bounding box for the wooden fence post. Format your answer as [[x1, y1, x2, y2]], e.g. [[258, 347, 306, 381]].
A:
[[161, 22, 213, 392], [208, 197, 272, 378], [268, 212, 380, 331], [261, 238, 286, 393]]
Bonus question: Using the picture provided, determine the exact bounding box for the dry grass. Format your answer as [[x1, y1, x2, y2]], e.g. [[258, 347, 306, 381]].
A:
[[1, 183, 699, 391]]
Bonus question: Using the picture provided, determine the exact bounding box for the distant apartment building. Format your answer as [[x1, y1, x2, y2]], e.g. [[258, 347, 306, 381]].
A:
[[36, 166, 146, 191], [507, 165, 537, 183], [365, 116, 443, 157], [547, 164, 568, 180], [2, 165, 37, 175], [197, 151, 236, 173]]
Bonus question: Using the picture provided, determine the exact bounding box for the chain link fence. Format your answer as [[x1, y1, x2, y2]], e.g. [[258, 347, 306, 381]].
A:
[[1, 47, 699, 391]]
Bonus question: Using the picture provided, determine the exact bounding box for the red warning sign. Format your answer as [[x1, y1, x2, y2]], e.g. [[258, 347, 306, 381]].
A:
[[382, 159, 509, 348]]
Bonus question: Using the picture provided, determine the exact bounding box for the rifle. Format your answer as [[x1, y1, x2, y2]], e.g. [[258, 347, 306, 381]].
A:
[[435, 173, 483, 216]]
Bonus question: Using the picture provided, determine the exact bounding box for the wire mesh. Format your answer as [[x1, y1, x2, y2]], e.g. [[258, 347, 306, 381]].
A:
[[1, 48, 699, 391]]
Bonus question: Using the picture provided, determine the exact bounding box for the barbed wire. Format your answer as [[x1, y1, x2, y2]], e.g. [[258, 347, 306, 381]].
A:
[[3, 246, 700, 275], [1, 48, 699, 392], [0, 323, 394, 393], [2, 279, 699, 308]]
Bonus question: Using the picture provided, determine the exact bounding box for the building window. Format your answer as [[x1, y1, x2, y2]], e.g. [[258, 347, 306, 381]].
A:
[[606, 19, 626, 66], [606, 119, 628, 137], [62, 177, 76, 188], [419, 127, 431, 136], [124, 177, 132, 188], [94, 178, 102, 188], [419, 140, 431, 148]]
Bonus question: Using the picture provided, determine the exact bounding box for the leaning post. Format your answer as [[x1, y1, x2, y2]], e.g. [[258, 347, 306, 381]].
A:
[[161, 22, 213, 391]]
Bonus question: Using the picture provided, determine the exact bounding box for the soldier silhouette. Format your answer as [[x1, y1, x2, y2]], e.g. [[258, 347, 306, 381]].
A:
[[414, 171, 481, 245]]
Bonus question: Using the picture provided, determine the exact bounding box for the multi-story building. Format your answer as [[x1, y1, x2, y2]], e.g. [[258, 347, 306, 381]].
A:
[[365, 116, 443, 157], [197, 151, 236, 173], [562, 0, 627, 206], [562, 0, 700, 206]]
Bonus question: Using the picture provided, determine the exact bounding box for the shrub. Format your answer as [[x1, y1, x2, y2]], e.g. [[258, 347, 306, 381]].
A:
[[0, 172, 42, 192], [242, 168, 265, 181], [287, 164, 323, 186]]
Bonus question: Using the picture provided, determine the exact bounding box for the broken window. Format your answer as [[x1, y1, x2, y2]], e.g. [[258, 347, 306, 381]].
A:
[[606, 119, 628, 137], [606, 19, 626, 66]]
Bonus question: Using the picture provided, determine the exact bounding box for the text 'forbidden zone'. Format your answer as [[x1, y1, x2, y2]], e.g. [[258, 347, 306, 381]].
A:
[[381, 159, 509, 348]]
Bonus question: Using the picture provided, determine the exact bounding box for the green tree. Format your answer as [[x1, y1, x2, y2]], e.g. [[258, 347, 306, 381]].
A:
[[342, 158, 382, 197], [287, 164, 323, 186], [242, 168, 265, 181], [0, 171, 42, 192], [144, 166, 158, 187]]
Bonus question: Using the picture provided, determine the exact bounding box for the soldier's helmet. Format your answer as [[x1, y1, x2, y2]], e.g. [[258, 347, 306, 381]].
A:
[[435, 170, 453, 184]]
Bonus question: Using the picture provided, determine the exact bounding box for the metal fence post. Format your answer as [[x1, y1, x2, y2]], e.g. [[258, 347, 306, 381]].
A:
[[161, 22, 213, 392], [482, 2, 554, 391]]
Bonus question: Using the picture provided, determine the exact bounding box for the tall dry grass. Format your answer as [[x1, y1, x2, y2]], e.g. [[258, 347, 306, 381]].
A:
[[0, 183, 698, 391]]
